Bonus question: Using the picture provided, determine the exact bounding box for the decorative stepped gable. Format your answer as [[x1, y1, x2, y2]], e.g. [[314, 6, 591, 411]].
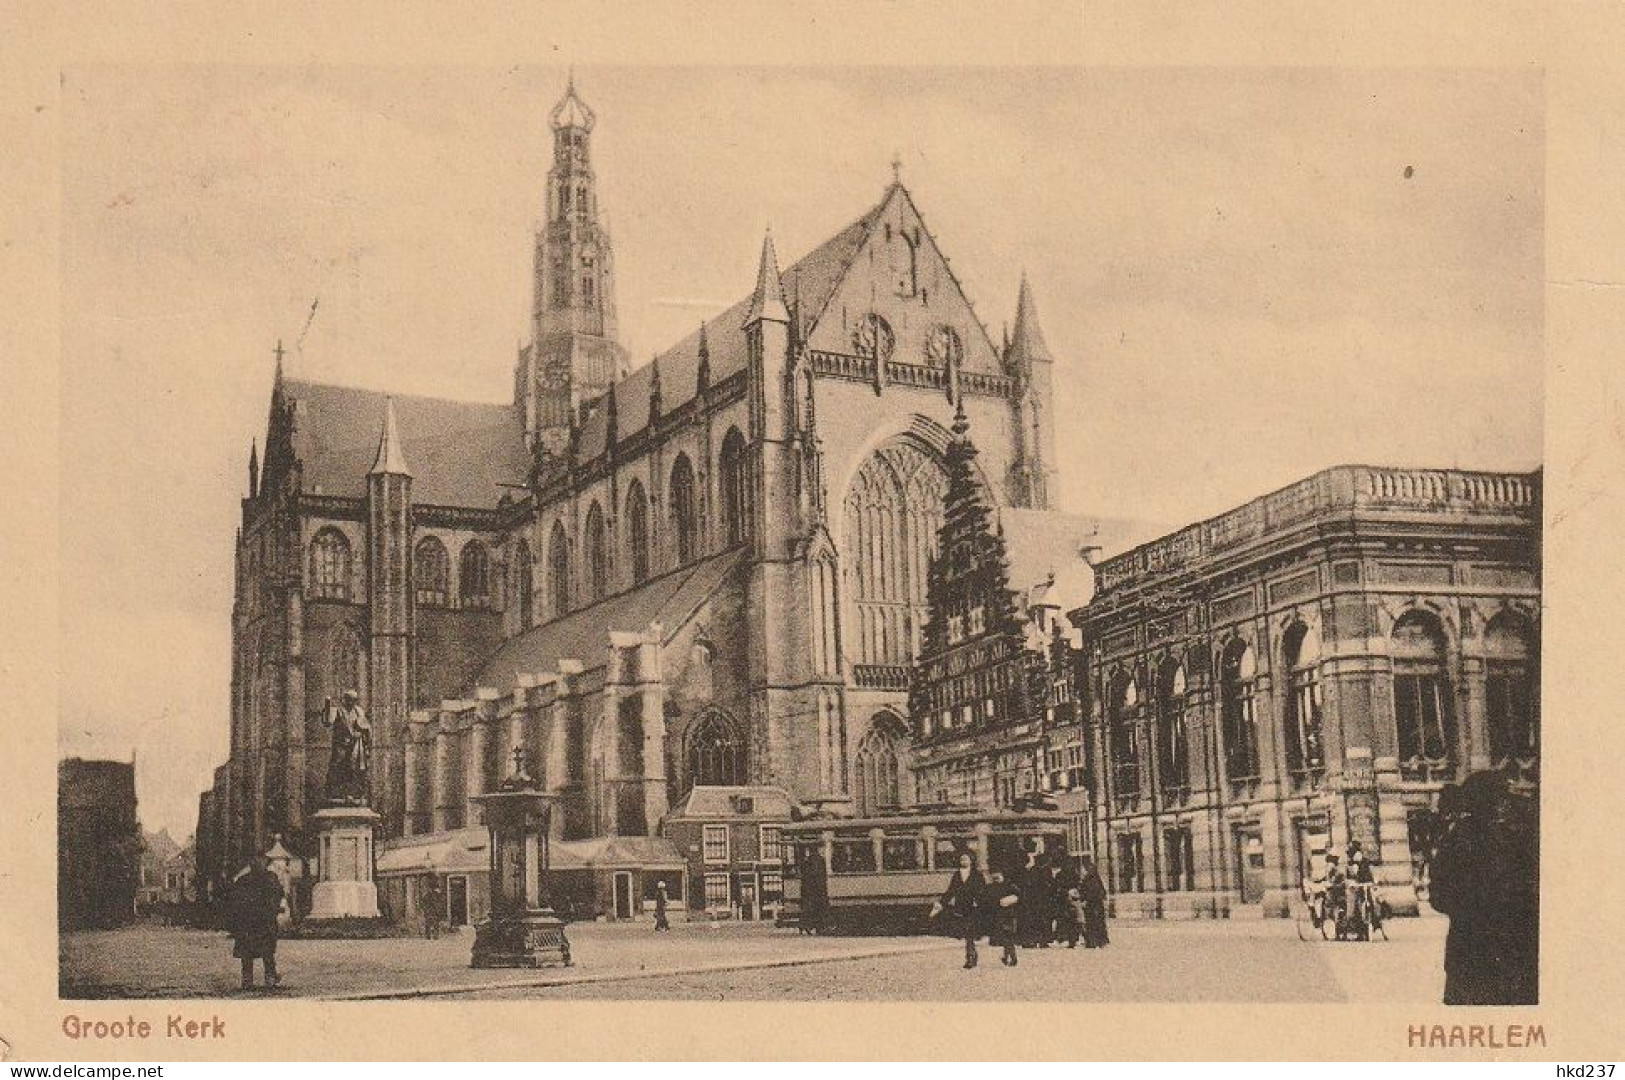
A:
[[908, 404, 1047, 740]]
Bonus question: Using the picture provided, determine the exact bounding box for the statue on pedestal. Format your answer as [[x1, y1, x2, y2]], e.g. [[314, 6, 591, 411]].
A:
[[322, 690, 372, 806]]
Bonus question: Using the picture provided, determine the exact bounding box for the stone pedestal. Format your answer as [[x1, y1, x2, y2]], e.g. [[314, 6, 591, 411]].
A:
[[308, 805, 381, 919]]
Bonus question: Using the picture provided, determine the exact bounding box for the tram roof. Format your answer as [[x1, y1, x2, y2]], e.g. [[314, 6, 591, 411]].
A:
[[784, 805, 1068, 832]]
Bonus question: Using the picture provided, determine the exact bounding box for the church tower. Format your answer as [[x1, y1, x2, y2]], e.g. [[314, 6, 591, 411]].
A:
[[516, 76, 630, 456], [366, 398, 413, 836]]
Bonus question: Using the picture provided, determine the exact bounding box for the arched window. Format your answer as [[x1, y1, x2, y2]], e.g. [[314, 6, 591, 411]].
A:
[[458, 541, 491, 610], [309, 528, 351, 601], [512, 539, 533, 629], [1392, 610, 1456, 781], [669, 454, 698, 567], [1156, 658, 1189, 791], [685, 710, 745, 791], [330, 625, 366, 708], [719, 428, 749, 548], [1484, 612, 1538, 771], [842, 440, 948, 667], [584, 501, 608, 602], [414, 536, 449, 607], [625, 481, 650, 585], [1220, 639, 1259, 782], [1108, 672, 1141, 797], [1283, 622, 1325, 782], [547, 521, 569, 619], [853, 713, 908, 815]]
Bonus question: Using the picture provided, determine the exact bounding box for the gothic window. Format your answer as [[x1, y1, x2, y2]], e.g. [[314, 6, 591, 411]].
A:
[[512, 538, 534, 629], [414, 536, 449, 607], [808, 555, 840, 677], [458, 541, 491, 610], [1109, 672, 1141, 797], [309, 528, 351, 601], [330, 626, 366, 708], [842, 440, 948, 667], [1283, 622, 1326, 781], [669, 454, 698, 567], [685, 710, 745, 791], [1220, 639, 1260, 782], [851, 312, 895, 362], [1392, 610, 1456, 781], [924, 324, 962, 369], [547, 521, 570, 619], [625, 480, 650, 585], [1484, 611, 1538, 770], [1157, 658, 1189, 791], [719, 427, 749, 547], [853, 713, 908, 816], [584, 501, 608, 603]]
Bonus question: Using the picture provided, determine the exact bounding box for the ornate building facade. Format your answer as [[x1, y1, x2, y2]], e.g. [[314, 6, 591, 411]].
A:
[[200, 80, 1091, 884], [1071, 465, 1541, 918]]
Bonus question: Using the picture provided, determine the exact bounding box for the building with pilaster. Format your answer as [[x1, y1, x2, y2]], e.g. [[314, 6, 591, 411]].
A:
[[1071, 465, 1540, 919], [199, 79, 1094, 911]]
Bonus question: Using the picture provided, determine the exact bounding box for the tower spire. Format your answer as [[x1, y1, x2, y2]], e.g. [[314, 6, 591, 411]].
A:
[[696, 321, 711, 391], [248, 439, 259, 499], [370, 396, 412, 476], [1006, 273, 1054, 372], [744, 228, 789, 326]]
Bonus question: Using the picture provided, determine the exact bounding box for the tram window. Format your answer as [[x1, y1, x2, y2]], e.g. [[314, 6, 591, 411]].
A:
[[830, 839, 877, 873], [934, 836, 974, 868], [882, 837, 922, 871], [987, 833, 1024, 874]]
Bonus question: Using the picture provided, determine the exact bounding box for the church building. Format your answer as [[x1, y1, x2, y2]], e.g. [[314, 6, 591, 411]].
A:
[[199, 79, 1093, 894]]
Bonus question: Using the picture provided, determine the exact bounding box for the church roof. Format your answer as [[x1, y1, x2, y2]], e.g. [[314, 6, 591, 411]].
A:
[[572, 188, 896, 458], [471, 548, 746, 695], [281, 379, 528, 508]]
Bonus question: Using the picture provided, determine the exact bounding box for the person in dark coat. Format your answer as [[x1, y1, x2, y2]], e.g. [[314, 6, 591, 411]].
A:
[[1049, 856, 1082, 947], [654, 880, 671, 931], [420, 877, 445, 940], [1079, 857, 1110, 948], [930, 853, 986, 969], [229, 856, 285, 991], [1018, 843, 1054, 948], [798, 846, 829, 935], [1429, 770, 1539, 1005], [985, 867, 1022, 966]]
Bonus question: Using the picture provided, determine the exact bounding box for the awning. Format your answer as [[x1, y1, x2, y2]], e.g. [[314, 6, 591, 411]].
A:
[[377, 829, 685, 876]]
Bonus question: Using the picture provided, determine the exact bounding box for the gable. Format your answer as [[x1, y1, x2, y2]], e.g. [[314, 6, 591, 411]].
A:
[[802, 185, 1002, 375]]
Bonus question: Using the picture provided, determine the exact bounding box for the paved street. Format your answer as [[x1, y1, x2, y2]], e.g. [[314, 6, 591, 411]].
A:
[[62, 915, 1449, 1003]]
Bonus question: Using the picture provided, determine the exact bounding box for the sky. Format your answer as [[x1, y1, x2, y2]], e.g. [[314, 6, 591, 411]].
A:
[[58, 65, 1543, 839]]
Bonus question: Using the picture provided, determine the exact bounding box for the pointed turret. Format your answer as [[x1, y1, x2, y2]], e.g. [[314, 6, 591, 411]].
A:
[[549, 70, 596, 132], [744, 229, 790, 327], [1004, 274, 1054, 375], [248, 440, 259, 499], [695, 321, 711, 392], [369, 396, 412, 476], [648, 356, 663, 420]]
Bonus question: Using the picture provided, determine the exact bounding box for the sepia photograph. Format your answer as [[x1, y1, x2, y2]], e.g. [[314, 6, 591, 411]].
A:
[[50, 62, 1547, 1011]]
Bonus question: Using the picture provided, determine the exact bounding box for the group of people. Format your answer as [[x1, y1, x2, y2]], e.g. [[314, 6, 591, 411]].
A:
[[931, 843, 1109, 969]]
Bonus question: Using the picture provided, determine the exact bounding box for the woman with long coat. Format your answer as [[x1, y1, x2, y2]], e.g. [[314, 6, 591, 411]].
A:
[[1079, 858, 1110, 948], [931, 853, 986, 969]]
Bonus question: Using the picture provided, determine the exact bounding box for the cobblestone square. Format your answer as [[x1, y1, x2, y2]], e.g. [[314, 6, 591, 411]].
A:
[[61, 915, 1449, 1003]]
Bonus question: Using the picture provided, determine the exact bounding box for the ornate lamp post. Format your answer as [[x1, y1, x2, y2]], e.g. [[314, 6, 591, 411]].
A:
[[469, 748, 571, 969]]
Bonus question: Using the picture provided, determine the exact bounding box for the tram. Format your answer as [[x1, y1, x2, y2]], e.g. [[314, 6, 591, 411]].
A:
[[777, 803, 1072, 934]]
